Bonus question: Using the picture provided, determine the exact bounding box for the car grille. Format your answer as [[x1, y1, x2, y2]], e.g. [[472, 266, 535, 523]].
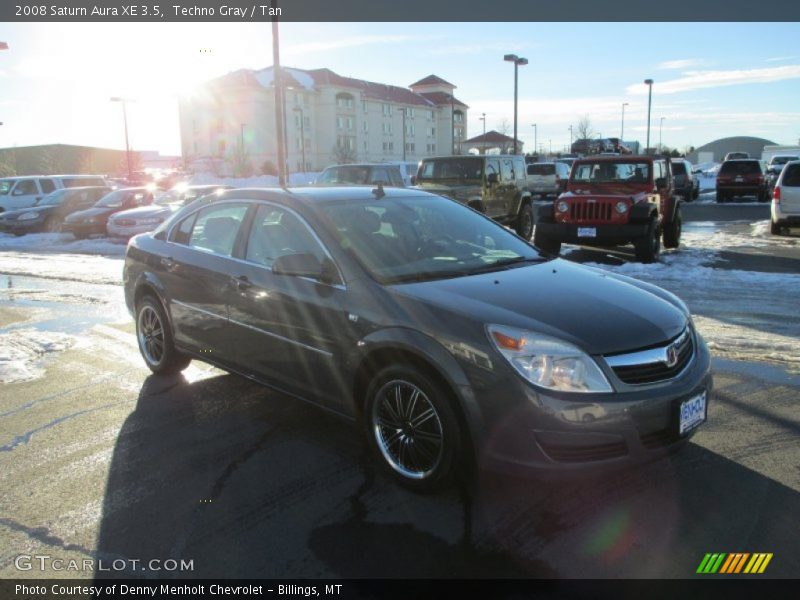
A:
[[538, 439, 628, 462], [569, 199, 614, 222], [114, 219, 136, 227], [606, 328, 694, 385]]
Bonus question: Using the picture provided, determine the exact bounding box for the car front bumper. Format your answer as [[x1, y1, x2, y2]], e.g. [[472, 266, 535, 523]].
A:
[[107, 222, 158, 238], [469, 333, 713, 475], [535, 221, 650, 245], [62, 222, 105, 237], [0, 218, 45, 234]]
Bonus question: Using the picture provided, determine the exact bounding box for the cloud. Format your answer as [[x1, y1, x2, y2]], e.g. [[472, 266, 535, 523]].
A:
[[285, 35, 418, 55], [626, 65, 800, 95], [658, 59, 709, 70], [766, 56, 797, 63]]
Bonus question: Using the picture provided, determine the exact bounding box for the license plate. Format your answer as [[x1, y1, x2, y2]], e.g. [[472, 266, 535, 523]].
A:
[[735, 176, 743, 182], [577, 227, 596, 238], [679, 391, 707, 435]]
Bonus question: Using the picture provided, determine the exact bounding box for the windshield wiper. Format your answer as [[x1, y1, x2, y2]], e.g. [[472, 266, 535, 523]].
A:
[[466, 256, 547, 274], [384, 269, 472, 284]]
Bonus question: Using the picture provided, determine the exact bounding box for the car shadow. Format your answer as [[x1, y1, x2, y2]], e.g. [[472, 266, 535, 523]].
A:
[[94, 372, 800, 579]]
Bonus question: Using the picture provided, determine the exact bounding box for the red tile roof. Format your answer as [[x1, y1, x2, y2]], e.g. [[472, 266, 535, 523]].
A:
[[409, 74, 455, 88], [463, 130, 516, 144]]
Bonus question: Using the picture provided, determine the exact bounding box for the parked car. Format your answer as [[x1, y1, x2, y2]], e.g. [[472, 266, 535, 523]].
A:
[[123, 186, 711, 491], [723, 151, 749, 161], [715, 159, 768, 203], [671, 159, 700, 201], [315, 163, 406, 187], [765, 154, 799, 189], [107, 184, 232, 238], [0, 174, 107, 212], [63, 187, 154, 238], [534, 155, 681, 262], [526, 161, 571, 198], [415, 154, 534, 239], [770, 160, 800, 235], [0, 186, 111, 235]]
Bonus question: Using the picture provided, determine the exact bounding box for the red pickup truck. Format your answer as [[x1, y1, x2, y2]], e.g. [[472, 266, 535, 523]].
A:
[[533, 155, 681, 263]]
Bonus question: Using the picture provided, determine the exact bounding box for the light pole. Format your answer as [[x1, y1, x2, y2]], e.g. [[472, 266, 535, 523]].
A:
[[479, 112, 486, 154], [400, 108, 407, 161], [110, 97, 132, 182], [293, 107, 305, 172], [644, 79, 654, 154], [272, 21, 287, 185], [531, 123, 537, 156], [568, 125, 573, 148], [504, 54, 528, 154], [659, 116, 665, 152], [621, 102, 629, 142]]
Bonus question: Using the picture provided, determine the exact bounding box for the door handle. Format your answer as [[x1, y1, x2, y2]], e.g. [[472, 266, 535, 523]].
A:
[[233, 275, 252, 290]]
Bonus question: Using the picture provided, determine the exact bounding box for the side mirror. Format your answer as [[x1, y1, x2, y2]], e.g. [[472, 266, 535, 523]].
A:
[[655, 177, 667, 189], [273, 253, 336, 285], [487, 172, 499, 185]]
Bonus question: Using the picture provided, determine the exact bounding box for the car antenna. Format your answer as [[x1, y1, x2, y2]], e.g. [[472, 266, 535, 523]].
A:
[[371, 182, 385, 199]]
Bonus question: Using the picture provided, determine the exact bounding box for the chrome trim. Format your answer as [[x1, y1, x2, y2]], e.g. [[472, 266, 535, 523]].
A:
[[164, 197, 346, 290], [604, 329, 690, 368], [171, 299, 333, 358]]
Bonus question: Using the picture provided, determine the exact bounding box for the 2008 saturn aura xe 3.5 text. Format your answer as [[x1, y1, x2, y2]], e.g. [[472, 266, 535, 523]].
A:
[[123, 186, 712, 491]]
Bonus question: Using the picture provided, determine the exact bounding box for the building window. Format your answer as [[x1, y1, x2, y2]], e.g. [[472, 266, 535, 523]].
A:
[[428, 127, 436, 137], [363, 121, 368, 133], [346, 116, 354, 131], [429, 110, 435, 121], [405, 142, 415, 152], [336, 93, 355, 109], [406, 123, 415, 136], [407, 107, 415, 118], [337, 136, 355, 150], [426, 143, 436, 153], [454, 111, 464, 123], [362, 99, 367, 112], [382, 103, 392, 116], [382, 122, 393, 135]]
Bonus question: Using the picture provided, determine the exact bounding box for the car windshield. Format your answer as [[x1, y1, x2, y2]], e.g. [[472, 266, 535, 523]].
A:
[[417, 157, 484, 182], [317, 195, 545, 284], [38, 190, 69, 206], [571, 162, 651, 183], [96, 189, 140, 208], [0, 180, 18, 195], [318, 166, 371, 184]]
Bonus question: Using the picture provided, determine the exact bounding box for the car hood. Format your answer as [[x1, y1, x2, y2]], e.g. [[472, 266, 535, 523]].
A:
[[64, 206, 115, 222], [109, 205, 172, 221], [391, 259, 687, 355]]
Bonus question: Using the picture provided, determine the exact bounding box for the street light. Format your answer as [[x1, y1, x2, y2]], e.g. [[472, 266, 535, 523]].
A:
[[644, 79, 654, 154], [110, 97, 132, 182], [531, 123, 537, 156], [621, 102, 629, 141], [659, 116, 666, 152], [479, 112, 486, 154], [400, 107, 407, 161], [504, 54, 528, 154], [293, 107, 305, 172]]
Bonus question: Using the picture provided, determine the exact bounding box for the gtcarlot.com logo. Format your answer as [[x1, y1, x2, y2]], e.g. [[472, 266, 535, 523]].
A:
[[696, 552, 773, 574]]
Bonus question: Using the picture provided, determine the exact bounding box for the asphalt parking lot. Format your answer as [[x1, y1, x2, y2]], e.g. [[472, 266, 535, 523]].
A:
[[1, 199, 799, 579]]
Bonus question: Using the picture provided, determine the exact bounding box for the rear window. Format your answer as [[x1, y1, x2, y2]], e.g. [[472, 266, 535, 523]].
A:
[[527, 164, 555, 176], [720, 161, 761, 175], [783, 165, 800, 187]]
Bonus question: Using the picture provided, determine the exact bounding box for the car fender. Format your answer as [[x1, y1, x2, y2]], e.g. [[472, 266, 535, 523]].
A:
[[130, 270, 172, 326]]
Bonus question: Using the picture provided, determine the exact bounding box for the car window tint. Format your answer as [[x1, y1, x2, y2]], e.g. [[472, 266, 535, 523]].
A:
[[188, 204, 248, 256], [721, 161, 761, 174], [529, 164, 554, 176], [369, 168, 390, 185], [783, 165, 800, 186], [672, 162, 686, 175], [39, 179, 56, 193], [13, 180, 38, 195], [387, 169, 404, 187], [171, 212, 197, 245], [245, 205, 326, 268]]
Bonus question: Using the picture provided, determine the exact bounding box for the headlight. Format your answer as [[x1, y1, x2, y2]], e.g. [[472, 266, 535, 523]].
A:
[[615, 201, 629, 214], [487, 324, 612, 393], [86, 217, 97, 224], [556, 200, 569, 213], [18, 211, 40, 220]]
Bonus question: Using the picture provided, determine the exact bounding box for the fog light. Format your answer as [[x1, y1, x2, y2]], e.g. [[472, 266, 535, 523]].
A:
[[615, 201, 629, 214], [557, 201, 569, 213]]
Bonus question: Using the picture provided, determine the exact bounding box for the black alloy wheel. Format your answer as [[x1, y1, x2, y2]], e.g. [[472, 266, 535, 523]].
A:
[[135, 295, 191, 375]]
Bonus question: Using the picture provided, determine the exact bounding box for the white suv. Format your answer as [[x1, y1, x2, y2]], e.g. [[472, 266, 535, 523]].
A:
[[0, 175, 107, 212], [771, 160, 800, 235]]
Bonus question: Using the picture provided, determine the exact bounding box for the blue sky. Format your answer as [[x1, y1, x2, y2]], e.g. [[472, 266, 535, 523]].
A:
[[1, 21, 799, 156]]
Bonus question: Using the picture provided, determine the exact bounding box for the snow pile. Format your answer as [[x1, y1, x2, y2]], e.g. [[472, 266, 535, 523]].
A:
[[0, 252, 123, 285], [0, 233, 126, 256], [694, 316, 800, 369], [0, 329, 75, 383]]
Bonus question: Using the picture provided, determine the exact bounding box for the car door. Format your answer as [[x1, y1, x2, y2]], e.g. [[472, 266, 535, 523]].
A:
[[226, 202, 350, 407], [160, 201, 250, 364]]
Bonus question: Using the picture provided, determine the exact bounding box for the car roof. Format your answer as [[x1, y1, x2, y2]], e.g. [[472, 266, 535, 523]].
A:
[[217, 185, 437, 206]]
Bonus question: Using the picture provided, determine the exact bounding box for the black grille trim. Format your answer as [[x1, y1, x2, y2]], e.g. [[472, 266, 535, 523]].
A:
[[609, 330, 694, 385]]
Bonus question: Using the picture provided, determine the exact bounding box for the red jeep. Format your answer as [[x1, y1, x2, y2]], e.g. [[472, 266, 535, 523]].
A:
[[533, 155, 681, 263]]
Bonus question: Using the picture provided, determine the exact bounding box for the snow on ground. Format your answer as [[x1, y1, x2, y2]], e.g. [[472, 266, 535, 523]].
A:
[[0, 232, 126, 256], [0, 250, 123, 285], [0, 328, 76, 383]]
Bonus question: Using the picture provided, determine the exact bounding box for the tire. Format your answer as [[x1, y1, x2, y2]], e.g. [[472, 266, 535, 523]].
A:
[[533, 228, 561, 255], [365, 364, 463, 492], [758, 189, 769, 203], [44, 216, 61, 233], [663, 208, 682, 249], [770, 220, 783, 236], [135, 295, 191, 375], [634, 218, 661, 263], [715, 190, 725, 203], [515, 201, 534, 240]]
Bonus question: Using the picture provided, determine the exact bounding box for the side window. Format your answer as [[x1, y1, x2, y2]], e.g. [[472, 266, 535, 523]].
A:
[[387, 169, 404, 187], [13, 180, 38, 196], [369, 168, 390, 185], [500, 159, 513, 181], [245, 205, 326, 269], [485, 159, 500, 180], [170, 212, 198, 245], [39, 179, 56, 193], [187, 203, 249, 256]]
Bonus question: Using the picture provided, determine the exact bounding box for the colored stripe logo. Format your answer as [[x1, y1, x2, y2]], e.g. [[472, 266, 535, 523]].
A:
[[697, 553, 773, 574]]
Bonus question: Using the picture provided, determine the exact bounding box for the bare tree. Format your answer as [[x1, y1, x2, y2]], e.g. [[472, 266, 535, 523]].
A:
[[575, 116, 593, 141], [331, 144, 357, 165], [496, 118, 511, 137]]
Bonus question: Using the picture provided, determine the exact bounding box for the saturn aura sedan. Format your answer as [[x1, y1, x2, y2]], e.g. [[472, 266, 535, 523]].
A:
[[123, 186, 712, 491]]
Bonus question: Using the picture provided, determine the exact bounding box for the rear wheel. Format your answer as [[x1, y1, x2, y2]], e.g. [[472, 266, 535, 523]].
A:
[[515, 201, 534, 240], [365, 365, 463, 492], [634, 218, 661, 263], [135, 295, 191, 374], [758, 188, 769, 203], [533, 228, 561, 255], [715, 190, 725, 203], [663, 209, 682, 249]]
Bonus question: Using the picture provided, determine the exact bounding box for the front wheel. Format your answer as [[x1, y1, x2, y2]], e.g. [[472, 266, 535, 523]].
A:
[[515, 201, 534, 240], [663, 209, 682, 249], [135, 295, 191, 374], [533, 228, 561, 255], [365, 365, 463, 492], [634, 219, 661, 263]]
